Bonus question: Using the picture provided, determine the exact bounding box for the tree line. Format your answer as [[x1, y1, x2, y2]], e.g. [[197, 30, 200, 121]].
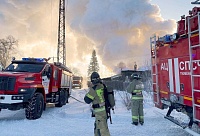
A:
[[0, 35, 18, 68]]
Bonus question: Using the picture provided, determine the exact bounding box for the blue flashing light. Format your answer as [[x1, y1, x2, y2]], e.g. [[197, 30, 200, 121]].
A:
[[192, 54, 196, 59], [22, 58, 44, 62], [164, 35, 171, 43]]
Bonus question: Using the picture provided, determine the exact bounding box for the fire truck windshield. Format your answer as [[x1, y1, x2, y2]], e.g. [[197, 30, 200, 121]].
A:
[[4, 63, 45, 73], [73, 76, 82, 80]]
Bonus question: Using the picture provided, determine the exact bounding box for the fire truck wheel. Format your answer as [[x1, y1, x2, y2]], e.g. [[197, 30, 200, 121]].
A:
[[25, 92, 44, 120], [65, 90, 69, 104], [55, 90, 65, 107]]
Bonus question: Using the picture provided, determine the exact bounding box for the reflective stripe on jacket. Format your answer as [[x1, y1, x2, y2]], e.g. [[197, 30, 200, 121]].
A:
[[84, 83, 106, 112], [132, 89, 143, 100]]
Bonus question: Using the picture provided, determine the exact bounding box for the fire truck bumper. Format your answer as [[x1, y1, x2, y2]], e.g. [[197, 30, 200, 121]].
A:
[[0, 94, 32, 110], [72, 84, 81, 88]]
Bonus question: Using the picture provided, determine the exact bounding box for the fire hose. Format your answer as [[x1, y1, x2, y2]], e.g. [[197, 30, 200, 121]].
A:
[[69, 95, 86, 104]]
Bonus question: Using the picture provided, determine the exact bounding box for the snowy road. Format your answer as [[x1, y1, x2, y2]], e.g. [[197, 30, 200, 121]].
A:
[[0, 89, 198, 136]]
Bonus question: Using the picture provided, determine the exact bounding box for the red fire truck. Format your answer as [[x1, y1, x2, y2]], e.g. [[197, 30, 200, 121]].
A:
[[72, 76, 83, 89], [0, 57, 72, 119], [150, 6, 200, 131]]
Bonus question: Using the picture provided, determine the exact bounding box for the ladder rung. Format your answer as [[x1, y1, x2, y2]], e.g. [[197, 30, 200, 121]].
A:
[[180, 33, 186, 37], [189, 13, 199, 20], [194, 118, 200, 123], [194, 89, 200, 93], [194, 104, 200, 108], [190, 29, 199, 34], [191, 44, 200, 48], [192, 75, 200, 77], [191, 60, 200, 63]]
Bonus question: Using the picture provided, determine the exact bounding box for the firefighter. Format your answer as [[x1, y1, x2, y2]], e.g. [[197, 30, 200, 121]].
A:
[[84, 72, 110, 136], [127, 73, 144, 125]]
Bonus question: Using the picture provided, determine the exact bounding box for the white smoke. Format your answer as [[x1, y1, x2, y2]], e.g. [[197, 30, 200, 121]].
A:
[[0, 0, 177, 77], [66, 0, 176, 74]]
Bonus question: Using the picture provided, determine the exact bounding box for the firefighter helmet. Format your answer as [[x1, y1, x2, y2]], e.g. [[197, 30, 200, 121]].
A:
[[131, 73, 141, 79], [90, 72, 101, 84]]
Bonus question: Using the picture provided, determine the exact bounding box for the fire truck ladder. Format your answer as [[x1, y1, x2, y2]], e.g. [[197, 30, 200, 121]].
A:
[[150, 35, 160, 105], [188, 12, 200, 123]]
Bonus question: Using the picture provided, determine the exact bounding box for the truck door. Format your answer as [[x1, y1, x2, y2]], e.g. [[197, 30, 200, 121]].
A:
[[42, 64, 51, 94]]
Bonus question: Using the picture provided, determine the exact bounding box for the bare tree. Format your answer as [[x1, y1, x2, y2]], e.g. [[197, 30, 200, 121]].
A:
[[71, 67, 81, 76], [117, 61, 126, 71], [117, 89, 132, 110], [142, 59, 152, 92], [0, 35, 18, 67], [143, 59, 151, 71]]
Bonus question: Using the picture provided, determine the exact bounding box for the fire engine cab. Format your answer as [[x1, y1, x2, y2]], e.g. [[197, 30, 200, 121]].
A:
[[150, 6, 200, 129], [72, 76, 83, 89], [0, 57, 72, 119]]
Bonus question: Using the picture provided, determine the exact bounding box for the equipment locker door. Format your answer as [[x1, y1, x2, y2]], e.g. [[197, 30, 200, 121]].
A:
[[51, 67, 59, 93]]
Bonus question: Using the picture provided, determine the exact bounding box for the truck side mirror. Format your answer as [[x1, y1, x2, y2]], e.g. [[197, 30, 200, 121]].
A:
[[47, 67, 52, 79]]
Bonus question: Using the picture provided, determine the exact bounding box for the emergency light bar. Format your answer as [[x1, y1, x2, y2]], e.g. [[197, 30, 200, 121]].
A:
[[22, 58, 44, 62], [164, 35, 171, 43], [158, 33, 179, 43]]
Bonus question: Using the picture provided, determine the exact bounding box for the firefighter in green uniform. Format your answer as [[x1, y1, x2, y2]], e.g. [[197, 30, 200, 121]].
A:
[[84, 72, 110, 136], [127, 73, 144, 125]]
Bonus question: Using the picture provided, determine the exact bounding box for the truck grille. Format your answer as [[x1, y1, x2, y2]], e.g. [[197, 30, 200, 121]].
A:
[[0, 77, 16, 91]]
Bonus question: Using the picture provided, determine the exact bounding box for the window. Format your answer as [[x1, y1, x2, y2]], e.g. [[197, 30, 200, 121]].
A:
[[5, 63, 44, 73]]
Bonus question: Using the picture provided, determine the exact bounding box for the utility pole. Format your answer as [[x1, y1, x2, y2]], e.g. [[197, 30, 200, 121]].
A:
[[57, 0, 66, 65]]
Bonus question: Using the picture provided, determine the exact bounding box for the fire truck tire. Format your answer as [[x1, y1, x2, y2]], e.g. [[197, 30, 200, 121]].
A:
[[55, 90, 65, 107], [65, 90, 69, 104], [25, 92, 44, 120]]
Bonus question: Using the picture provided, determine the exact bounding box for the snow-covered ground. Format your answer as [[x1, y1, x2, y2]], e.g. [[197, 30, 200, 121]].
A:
[[0, 89, 199, 136]]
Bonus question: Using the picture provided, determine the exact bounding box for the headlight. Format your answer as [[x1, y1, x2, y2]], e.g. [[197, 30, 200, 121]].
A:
[[18, 88, 28, 94], [170, 94, 178, 103], [20, 89, 27, 92], [18, 88, 35, 95]]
